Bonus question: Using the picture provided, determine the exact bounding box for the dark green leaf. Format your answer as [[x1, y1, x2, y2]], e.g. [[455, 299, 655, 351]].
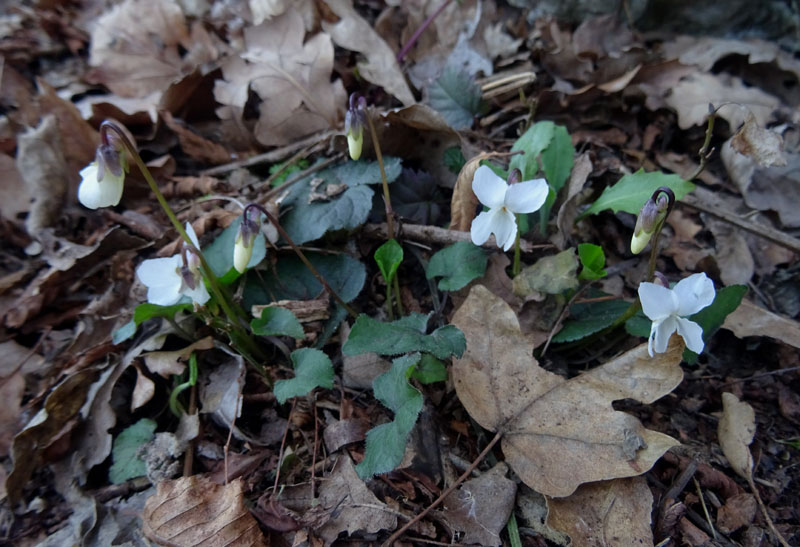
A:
[[444, 146, 466, 174], [243, 253, 365, 309], [282, 184, 374, 245], [374, 239, 403, 285], [684, 285, 748, 362], [205, 217, 267, 282], [343, 313, 466, 359], [250, 307, 304, 339], [356, 354, 423, 478], [625, 311, 651, 338], [428, 66, 484, 129], [426, 241, 487, 291], [579, 170, 695, 219], [411, 354, 448, 384], [509, 121, 555, 181], [539, 124, 574, 231], [109, 418, 156, 484], [274, 348, 334, 404], [552, 298, 631, 343]]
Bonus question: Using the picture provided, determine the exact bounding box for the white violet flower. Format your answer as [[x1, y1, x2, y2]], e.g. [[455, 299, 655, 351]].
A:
[[470, 165, 549, 251], [638, 272, 716, 356], [136, 223, 210, 306], [77, 158, 126, 209]]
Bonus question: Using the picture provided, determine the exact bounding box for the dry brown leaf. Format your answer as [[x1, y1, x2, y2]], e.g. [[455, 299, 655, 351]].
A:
[[553, 152, 592, 250], [547, 477, 654, 547], [0, 153, 30, 221], [7, 367, 100, 505], [88, 0, 214, 98], [142, 475, 268, 546], [215, 11, 345, 147], [142, 336, 214, 378], [442, 462, 516, 546], [718, 392, 755, 480], [450, 155, 484, 232], [451, 285, 683, 497], [131, 363, 155, 411], [717, 493, 757, 534], [320, 0, 415, 106], [161, 110, 233, 165], [662, 35, 800, 81], [340, 322, 391, 389], [315, 456, 398, 544], [705, 216, 754, 286], [722, 299, 800, 349], [16, 115, 68, 235], [0, 372, 25, 458], [664, 72, 779, 130], [731, 114, 787, 167]]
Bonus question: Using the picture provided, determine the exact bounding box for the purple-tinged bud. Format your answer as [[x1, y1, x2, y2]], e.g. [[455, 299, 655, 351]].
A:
[[653, 271, 670, 288], [507, 168, 522, 185]]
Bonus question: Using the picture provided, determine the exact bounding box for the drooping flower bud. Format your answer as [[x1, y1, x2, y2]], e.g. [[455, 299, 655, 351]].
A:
[[78, 129, 129, 209], [233, 214, 259, 274], [507, 168, 522, 185], [345, 93, 367, 161], [630, 194, 669, 254]]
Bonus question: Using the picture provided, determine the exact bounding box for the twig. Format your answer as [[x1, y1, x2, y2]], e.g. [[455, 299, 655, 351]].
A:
[[540, 283, 591, 358], [693, 477, 717, 540], [363, 223, 552, 254], [679, 195, 800, 254], [746, 474, 791, 547], [381, 431, 502, 546], [200, 133, 335, 177], [273, 399, 297, 493], [222, 390, 242, 484]]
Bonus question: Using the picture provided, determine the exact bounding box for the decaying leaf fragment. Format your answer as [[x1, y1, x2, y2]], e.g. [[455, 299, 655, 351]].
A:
[[451, 285, 683, 497], [547, 477, 655, 547], [718, 392, 755, 479], [142, 475, 268, 546], [442, 462, 516, 546]]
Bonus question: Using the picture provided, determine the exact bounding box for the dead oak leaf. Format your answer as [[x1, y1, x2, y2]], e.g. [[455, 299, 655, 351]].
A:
[[142, 475, 268, 546], [547, 477, 655, 547], [214, 10, 345, 147], [451, 285, 683, 497], [88, 0, 211, 98]]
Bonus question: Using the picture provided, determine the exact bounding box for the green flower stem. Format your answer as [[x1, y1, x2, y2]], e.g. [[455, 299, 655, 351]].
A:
[[392, 274, 404, 316], [512, 217, 522, 276], [385, 280, 394, 321], [100, 122, 265, 368], [644, 187, 676, 282], [243, 203, 358, 319], [364, 109, 396, 240]]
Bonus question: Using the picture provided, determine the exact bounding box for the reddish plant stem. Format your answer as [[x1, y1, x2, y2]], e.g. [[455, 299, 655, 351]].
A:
[[396, 0, 454, 63]]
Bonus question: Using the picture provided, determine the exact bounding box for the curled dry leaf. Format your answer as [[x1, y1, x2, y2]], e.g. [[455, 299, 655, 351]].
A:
[[731, 113, 787, 167], [547, 477, 654, 547], [718, 392, 756, 480], [449, 155, 484, 232], [451, 285, 683, 497], [442, 462, 516, 547], [142, 475, 268, 546], [142, 336, 214, 378]]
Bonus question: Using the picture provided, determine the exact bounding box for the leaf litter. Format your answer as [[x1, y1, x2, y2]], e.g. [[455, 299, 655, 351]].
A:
[[2, 1, 799, 546]]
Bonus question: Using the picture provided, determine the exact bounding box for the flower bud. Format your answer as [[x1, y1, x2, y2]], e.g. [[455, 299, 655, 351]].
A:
[[630, 197, 666, 254], [653, 271, 669, 288], [345, 93, 366, 161], [233, 217, 258, 273], [507, 168, 522, 185]]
